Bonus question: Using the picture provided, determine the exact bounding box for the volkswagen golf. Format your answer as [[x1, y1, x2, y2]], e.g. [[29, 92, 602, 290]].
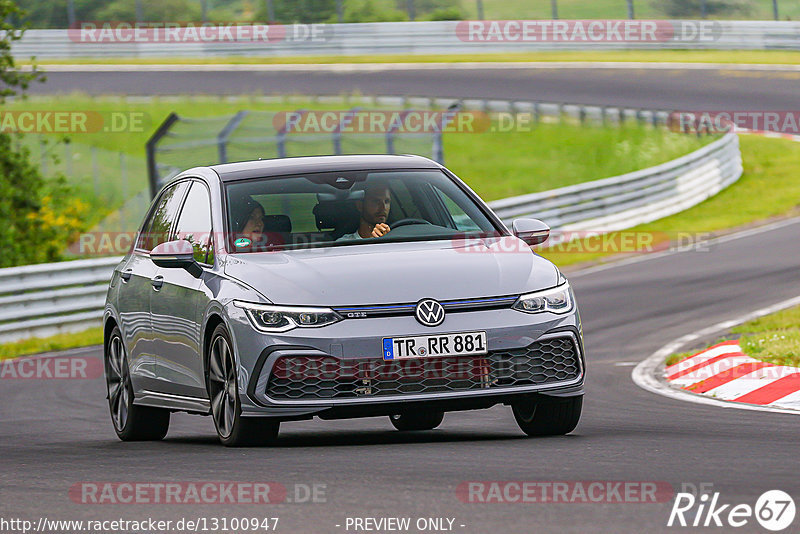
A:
[[104, 155, 585, 446]]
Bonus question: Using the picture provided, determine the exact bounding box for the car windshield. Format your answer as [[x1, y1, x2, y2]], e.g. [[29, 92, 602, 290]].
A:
[[225, 169, 501, 252]]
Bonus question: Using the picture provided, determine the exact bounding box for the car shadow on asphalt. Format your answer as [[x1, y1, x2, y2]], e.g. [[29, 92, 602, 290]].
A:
[[160, 430, 584, 448]]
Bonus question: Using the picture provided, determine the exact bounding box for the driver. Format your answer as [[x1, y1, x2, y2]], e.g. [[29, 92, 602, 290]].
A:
[[338, 182, 392, 240]]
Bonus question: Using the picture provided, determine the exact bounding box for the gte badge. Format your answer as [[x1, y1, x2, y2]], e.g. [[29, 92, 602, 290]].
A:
[[668, 490, 795, 531]]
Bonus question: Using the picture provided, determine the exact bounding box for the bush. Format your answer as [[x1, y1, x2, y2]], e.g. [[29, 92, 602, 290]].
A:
[[94, 0, 202, 22], [254, 0, 338, 24], [654, 0, 752, 17], [343, 0, 408, 22], [423, 7, 464, 20]]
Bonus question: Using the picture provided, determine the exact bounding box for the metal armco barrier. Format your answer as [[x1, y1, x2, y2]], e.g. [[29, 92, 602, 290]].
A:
[[0, 257, 121, 344], [488, 133, 742, 233], [11, 21, 800, 59], [0, 102, 742, 344]]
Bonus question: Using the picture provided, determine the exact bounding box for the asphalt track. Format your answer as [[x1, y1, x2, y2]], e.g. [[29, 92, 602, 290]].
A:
[[27, 64, 800, 110], [2, 64, 800, 533]]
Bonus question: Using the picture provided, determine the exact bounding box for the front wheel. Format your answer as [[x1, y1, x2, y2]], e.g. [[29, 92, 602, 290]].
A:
[[207, 324, 279, 447], [389, 411, 444, 431], [105, 326, 170, 441], [512, 395, 582, 437]]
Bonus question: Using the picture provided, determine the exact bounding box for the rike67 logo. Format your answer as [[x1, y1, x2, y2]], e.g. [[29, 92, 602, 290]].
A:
[[668, 490, 795, 531]]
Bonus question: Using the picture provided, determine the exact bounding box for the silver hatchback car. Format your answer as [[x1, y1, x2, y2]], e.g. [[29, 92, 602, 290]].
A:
[[104, 155, 584, 446]]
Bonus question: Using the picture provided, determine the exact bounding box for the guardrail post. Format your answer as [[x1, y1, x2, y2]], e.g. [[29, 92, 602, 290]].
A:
[[333, 107, 360, 155], [91, 146, 99, 198], [432, 102, 461, 164], [276, 108, 307, 159], [40, 138, 47, 176], [64, 141, 72, 177], [146, 112, 180, 199], [217, 110, 249, 164]]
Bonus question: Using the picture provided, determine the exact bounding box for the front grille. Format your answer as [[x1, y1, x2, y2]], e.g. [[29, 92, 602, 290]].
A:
[[265, 337, 580, 400]]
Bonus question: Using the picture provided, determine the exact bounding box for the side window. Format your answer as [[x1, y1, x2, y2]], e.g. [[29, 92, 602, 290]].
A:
[[433, 185, 482, 232], [384, 178, 422, 221], [136, 182, 189, 251], [174, 181, 214, 264]]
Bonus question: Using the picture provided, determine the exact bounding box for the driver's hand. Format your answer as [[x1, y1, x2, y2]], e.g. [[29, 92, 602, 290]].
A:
[[372, 223, 391, 238]]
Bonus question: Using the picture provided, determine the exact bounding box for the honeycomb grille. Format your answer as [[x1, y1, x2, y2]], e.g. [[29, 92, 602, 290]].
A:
[[266, 337, 580, 400]]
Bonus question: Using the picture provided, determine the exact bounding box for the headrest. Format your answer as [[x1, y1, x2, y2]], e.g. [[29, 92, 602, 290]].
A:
[[313, 201, 359, 231], [262, 214, 292, 234]]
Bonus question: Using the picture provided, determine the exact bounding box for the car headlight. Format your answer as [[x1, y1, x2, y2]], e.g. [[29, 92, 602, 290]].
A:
[[234, 301, 343, 332], [512, 283, 573, 314]]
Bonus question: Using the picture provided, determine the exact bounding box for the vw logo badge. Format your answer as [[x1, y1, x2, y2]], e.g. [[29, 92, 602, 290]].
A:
[[415, 299, 445, 327]]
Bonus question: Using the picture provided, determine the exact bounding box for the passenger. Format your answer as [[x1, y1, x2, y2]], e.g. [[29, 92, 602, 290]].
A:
[[232, 197, 266, 248]]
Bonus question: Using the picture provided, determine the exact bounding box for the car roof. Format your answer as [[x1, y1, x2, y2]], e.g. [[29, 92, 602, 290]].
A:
[[210, 154, 442, 182]]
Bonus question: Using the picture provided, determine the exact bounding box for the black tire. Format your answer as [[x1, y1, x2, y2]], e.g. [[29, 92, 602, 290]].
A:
[[207, 323, 279, 447], [105, 326, 170, 441], [512, 395, 582, 437], [389, 411, 444, 431]]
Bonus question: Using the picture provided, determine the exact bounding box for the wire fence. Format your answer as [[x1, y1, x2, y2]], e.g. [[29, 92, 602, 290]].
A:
[[148, 103, 451, 196]]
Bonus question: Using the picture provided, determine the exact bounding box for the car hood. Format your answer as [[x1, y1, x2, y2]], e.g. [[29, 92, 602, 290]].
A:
[[223, 237, 559, 306]]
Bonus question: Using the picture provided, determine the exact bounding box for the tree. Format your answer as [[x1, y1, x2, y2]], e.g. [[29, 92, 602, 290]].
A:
[[654, 0, 752, 18], [254, 0, 337, 24], [0, 0, 86, 267]]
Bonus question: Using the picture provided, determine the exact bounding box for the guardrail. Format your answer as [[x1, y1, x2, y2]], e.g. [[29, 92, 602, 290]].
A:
[[11, 20, 800, 59], [0, 100, 742, 344], [0, 257, 120, 344], [489, 132, 741, 233]]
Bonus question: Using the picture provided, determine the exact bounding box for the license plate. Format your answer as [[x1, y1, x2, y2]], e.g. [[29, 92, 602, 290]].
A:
[[383, 331, 487, 360]]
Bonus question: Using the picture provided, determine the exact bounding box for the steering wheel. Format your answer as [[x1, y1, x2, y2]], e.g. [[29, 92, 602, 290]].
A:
[[391, 218, 431, 229]]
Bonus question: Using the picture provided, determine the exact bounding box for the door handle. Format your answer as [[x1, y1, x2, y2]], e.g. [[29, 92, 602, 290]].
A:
[[151, 275, 164, 290], [120, 269, 133, 282]]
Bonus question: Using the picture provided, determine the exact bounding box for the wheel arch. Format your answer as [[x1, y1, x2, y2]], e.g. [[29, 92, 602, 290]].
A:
[[103, 313, 119, 354], [202, 313, 227, 388]]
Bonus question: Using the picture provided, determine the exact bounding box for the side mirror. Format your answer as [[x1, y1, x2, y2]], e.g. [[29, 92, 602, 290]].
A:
[[512, 218, 550, 246], [150, 240, 202, 277]]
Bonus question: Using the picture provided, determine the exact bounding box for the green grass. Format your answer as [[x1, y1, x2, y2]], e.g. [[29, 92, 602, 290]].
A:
[[735, 306, 800, 367], [444, 122, 711, 200], [0, 327, 103, 361], [6, 94, 711, 203], [23, 49, 800, 66], [666, 305, 800, 368], [539, 135, 800, 267]]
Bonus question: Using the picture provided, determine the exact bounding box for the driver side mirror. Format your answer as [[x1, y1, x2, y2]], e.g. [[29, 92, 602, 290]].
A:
[[512, 218, 550, 246], [150, 240, 202, 277]]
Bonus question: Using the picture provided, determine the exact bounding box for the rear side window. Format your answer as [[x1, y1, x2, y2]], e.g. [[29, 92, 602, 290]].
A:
[[174, 181, 214, 264], [136, 181, 189, 251]]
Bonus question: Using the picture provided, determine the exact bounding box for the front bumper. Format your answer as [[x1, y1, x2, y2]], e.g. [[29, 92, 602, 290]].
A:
[[226, 304, 585, 419]]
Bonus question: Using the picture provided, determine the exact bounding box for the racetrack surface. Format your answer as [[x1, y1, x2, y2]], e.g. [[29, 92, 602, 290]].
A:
[[29, 64, 800, 110], [3, 64, 800, 533], [2, 218, 799, 533]]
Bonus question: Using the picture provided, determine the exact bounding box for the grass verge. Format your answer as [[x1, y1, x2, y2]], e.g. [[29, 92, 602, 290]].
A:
[[21, 50, 800, 66], [0, 327, 103, 361], [540, 135, 800, 268], [735, 306, 800, 367], [666, 305, 800, 368], [7, 94, 711, 201]]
